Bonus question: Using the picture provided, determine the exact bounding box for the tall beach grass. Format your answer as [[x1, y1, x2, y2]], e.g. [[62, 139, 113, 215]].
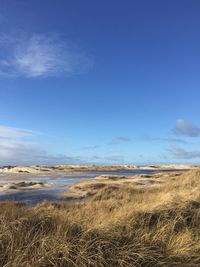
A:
[[0, 171, 199, 266]]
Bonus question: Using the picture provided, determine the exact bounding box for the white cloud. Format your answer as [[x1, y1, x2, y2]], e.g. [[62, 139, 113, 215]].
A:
[[0, 125, 41, 139], [173, 119, 200, 137], [0, 125, 127, 166], [0, 33, 91, 78], [0, 125, 83, 165], [0, 138, 82, 165]]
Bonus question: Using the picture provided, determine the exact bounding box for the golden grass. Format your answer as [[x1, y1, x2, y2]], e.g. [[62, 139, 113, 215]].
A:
[[0, 171, 200, 266]]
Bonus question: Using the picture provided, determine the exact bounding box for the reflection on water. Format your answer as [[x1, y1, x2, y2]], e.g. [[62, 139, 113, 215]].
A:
[[0, 169, 180, 205], [0, 188, 63, 205]]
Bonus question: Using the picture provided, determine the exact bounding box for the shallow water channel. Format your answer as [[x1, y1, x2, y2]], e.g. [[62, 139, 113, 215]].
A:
[[0, 169, 178, 205]]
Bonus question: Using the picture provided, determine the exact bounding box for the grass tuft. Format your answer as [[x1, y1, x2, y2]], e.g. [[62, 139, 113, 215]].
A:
[[0, 170, 200, 266]]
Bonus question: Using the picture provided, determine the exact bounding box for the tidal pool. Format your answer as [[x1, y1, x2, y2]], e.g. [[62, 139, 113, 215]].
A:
[[0, 169, 181, 205]]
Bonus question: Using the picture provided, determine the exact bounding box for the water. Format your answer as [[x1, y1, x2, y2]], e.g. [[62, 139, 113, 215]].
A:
[[0, 169, 180, 205]]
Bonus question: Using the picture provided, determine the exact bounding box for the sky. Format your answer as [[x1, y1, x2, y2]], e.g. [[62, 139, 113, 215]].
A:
[[0, 0, 200, 166]]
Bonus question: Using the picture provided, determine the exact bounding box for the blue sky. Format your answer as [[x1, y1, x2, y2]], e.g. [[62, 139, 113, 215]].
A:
[[0, 0, 200, 165]]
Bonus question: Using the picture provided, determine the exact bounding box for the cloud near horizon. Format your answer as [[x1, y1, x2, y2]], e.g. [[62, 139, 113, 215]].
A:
[[116, 136, 131, 142], [1, 120, 200, 165], [0, 125, 84, 165], [173, 119, 200, 137], [92, 154, 125, 163], [170, 146, 200, 159], [133, 136, 187, 144], [0, 125, 126, 166], [0, 139, 83, 165], [109, 136, 131, 145], [0, 33, 91, 78]]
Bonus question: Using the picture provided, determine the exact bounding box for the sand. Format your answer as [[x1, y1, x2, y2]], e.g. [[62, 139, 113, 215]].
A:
[[62, 171, 185, 200]]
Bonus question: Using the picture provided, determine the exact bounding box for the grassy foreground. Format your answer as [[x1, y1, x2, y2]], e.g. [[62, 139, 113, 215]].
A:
[[0, 171, 200, 267]]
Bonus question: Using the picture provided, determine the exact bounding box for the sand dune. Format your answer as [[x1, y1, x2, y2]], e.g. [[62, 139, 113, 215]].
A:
[[0, 181, 61, 192], [62, 171, 184, 200]]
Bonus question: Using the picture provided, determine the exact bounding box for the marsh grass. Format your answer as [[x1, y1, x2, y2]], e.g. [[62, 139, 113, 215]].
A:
[[0, 171, 200, 266]]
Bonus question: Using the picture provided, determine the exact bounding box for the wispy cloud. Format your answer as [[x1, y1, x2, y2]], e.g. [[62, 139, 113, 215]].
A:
[[0, 138, 83, 165], [170, 146, 200, 159], [0, 33, 91, 78], [92, 154, 125, 164], [116, 136, 131, 142], [0, 125, 41, 139], [173, 119, 200, 137], [80, 145, 101, 151], [0, 124, 83, 165], [110, 136, 131, 145], [0, 125, 127, 165], [132, 136, 187, 144]]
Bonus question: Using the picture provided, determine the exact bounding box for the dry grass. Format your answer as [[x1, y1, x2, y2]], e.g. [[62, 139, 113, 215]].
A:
[[0, 171, 200, 266]]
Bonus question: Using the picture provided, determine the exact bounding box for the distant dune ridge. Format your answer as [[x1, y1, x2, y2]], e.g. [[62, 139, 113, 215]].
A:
[[0, 164, 197, 174]]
